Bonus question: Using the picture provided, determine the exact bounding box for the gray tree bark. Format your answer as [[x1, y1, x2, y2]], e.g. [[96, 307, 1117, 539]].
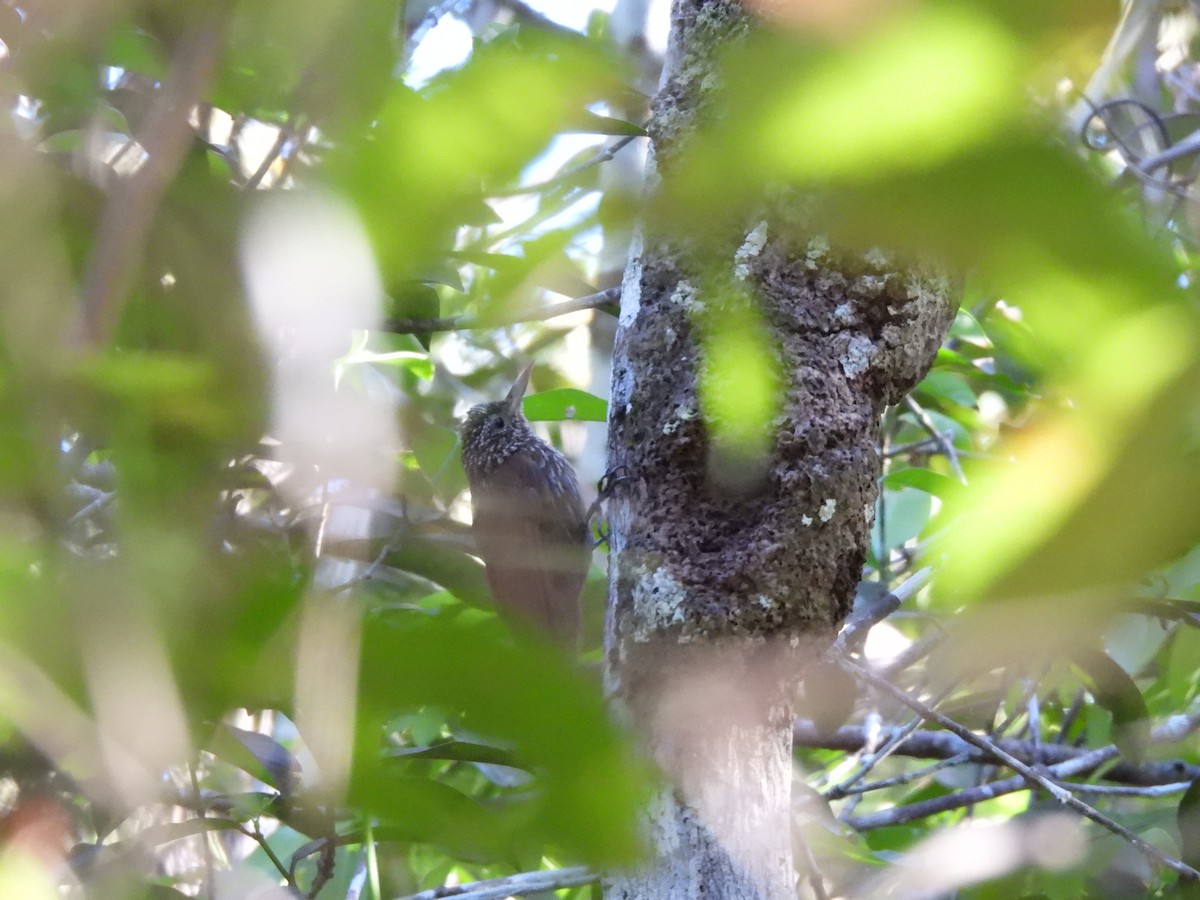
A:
[[603, 2, 957, 897]]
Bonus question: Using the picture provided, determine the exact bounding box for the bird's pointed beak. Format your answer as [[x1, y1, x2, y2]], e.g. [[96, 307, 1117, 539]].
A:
[[504, 362, 534, 417]]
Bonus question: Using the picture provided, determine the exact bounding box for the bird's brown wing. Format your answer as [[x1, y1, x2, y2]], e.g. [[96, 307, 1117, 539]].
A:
[[471, 451, 589, 646]]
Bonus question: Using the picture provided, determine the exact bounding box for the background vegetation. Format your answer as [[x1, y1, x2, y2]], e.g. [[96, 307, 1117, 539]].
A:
[[0, 0, 1198, 897]]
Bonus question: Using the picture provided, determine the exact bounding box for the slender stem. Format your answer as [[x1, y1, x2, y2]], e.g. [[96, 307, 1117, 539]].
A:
[[365, 817, 381, 900], [239, 821, 294, 886], [189, 760, 215, 900], [382, 287, 620, 335]]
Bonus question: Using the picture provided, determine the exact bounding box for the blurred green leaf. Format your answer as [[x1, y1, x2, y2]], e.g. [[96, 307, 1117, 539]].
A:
[[1179, 779, 1200, 872], [1072, 647, 1150, 763], [357, 615, 649, 865], [917, 370, 977, 410], [566, 111, 645, 136], [387, 535, 491, 611], [943, 310, 1200, 601], [873, 487, 932, 557], [750, 6, 1022, 180], [696, 288, 780, 494], [208, 725, 300, 794], [387, 739, 523, 769], [331, 30, 622, 284], [104, 25, 167, 81], [523, 389, 607, 422], [883, 468, 962, 501]]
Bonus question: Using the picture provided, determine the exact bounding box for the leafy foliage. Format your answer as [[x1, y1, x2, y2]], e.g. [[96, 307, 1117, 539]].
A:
[[0, 0, 1199, 897]]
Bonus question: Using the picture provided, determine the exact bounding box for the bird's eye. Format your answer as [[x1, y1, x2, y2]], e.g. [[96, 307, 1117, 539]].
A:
[[491, 417, 504, 429]]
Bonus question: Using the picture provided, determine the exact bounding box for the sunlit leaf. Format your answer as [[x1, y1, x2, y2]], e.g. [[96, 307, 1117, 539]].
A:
[[751, 7, 1022, 179], [942, 306, 1200, 601]]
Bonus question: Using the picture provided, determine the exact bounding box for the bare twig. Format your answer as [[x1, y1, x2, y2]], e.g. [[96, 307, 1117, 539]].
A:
[[244, 123, 291, 190], [306, 836, 336, 899], [488, 132, 643, 197], [833, 752, 974, 798], [794, 720, 1200, 787], [902, 396, 966, 484], [382, 286, 619, 334], [394, 866, 598, 900], [795, 830, 830, 900], [834, 567, 932, 654], [1055, 781, 1190, 798], [839, 747, 1115, 830], [823, 710, 932, 801], [1131, 597, 1200, 629], [237, 822, 294, 886], [883, 433, 957, 459], [835, 659, 1200, 880]]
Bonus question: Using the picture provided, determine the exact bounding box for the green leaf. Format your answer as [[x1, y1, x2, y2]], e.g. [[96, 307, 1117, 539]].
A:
[[341, 348, 435, 381], [565, 111, 646, 136], [1072, 647, 1150, 763], [209, 725, 300, 794], [386, 740, 523, 769], [916, 370, 977, 410], [386, 535, 491, 611], [1178, 779, 1200, 871], [748, 6, 1022, 180], [523, 389, 607, 422], [104, 25, 167, 81], [1163, 628, 1200, 706], [357, 616, 650, 865], [883, 468, 962, 500], [873, 487, 932, 558], [332, 31, 622, 284], [943, 321, 1200, 602]]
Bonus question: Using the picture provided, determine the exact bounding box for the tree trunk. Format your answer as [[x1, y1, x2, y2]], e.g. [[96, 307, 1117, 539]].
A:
[[603, 1, 957, 896]]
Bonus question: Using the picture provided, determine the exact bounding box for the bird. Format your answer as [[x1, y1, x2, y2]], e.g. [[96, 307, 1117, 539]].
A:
[[459, 363, 590, 648]]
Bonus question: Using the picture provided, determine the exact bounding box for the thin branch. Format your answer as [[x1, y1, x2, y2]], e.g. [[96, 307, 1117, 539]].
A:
[[1055, 688, 1087, 744], [244, 122, 291, 190], [488, 132, 643, 197], [835, 751, 975, 797], [823, 709, 933, 801], [795, 830, 830, 900], [839, 748, 1113, 830], [394, 866, 598, 900], [902, 396, 966, 483], [306, 836, 337, 899], [237, 822, 294, 887], [834, 567, 932, 654], [1131, 597, 1200, 629], [1055, 781, 1190, 798], [876, 630, 944, 679], [835, 658, 1200, 880], [382, 286, 620, 334], [883, 433, 956, 459], [76, 23, 225, 347], [794, 720, 1200, 786]]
